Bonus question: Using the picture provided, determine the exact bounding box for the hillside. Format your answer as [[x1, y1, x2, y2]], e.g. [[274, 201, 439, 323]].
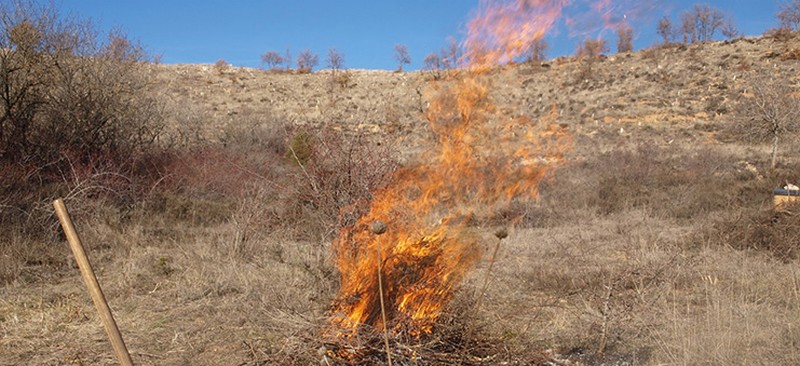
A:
[[3, 34, 800, 365], [153, 34, 796, 156]]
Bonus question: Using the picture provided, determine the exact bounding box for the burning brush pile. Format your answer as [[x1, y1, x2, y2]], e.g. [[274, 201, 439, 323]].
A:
[[324, 0, 573, 364]]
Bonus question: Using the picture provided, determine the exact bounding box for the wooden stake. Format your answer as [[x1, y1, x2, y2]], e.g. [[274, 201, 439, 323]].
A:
[[53, 198, 134, 366]]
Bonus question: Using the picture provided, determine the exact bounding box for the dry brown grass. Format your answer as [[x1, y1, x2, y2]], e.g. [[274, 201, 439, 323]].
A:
[[4, 33, 800, 366]]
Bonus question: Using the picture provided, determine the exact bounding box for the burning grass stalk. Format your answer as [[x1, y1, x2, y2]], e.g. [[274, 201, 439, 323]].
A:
[[371, 220, 393, 366]]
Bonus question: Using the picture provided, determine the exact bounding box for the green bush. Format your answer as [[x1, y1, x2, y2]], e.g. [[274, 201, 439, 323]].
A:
[[286, 131, 313, 166]]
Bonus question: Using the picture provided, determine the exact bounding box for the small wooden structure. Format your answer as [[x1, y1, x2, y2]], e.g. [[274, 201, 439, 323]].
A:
[[773, 188, 800, 212]]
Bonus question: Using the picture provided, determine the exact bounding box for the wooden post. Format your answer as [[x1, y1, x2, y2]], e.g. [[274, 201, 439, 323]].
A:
[[53, 198, 134, 366]]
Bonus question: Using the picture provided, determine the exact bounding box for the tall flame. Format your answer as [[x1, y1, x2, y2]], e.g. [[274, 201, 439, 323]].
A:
[[329, 0, 571, 339], [465, 0, 568, 69]]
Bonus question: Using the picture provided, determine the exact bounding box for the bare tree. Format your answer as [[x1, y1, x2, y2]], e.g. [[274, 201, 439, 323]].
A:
[[657, 16, 674, 44], [261, 51, 284, 70], [778, 0, 800, 31], [326, 48, 345, 73], [732, 71, 800, 168], [576, 38, 609, 59], [423, 53, 443, 79], [423, 53, 441, 70], [0, 1, 161, 163], [297, 49, 318, 73], [528, 37, 548, 62], [680, 11, 697, 43], [284, 48, 293, 71], [394, 43, 411, 72], [696, 4, 723, 41], [721, 16, 740, 39], [440, 37, 461, 69], [616, 25, 634, 53], [680, 4, 733, 43]]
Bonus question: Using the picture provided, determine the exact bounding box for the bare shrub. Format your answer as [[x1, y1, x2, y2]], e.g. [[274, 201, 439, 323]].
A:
[[423, 52, 442, 70], [616, 25, 634, 53], [394, 43, 411, 72], [679, 11, 696, 43], [576, 38, 609, 59], [423, 52, 443, 79], [657, 16, 674, 44], [544, 145, 736, 221], [155, 115, 399, 241], [331, 70, 353, 89], [721, 18, 740, 39], [0, 3, 160, 164], [288, 130, 398, 240], [214, 58, 228, 73], [766, 26, 797, 42], [679, 3, 735, 43], [324, 48, 349, 92], [778, 0, 800, 32], [441, 37, 461, 69], [574, 38, 608, 82], [689, 4, 720, 42], [726, 70, 800, 168], [703, 201, 800, 261], [528, 37, 549, 62], [284, 48, 293, 71], [0, 1, 163, 234], [325, 48, 345, 73], [150, 125, 285, 228], [297, 49, 318, 73], [261, 50, 284, 70]]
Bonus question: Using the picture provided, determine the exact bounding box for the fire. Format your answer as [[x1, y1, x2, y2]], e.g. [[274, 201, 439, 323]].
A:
[[465, 0, 568, 69], [329, 0, 572, 340]]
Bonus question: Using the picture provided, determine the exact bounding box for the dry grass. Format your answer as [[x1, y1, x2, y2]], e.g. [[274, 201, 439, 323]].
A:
[[4, 34, 800, 365], [474, 208, 800, 365], [0, 217, 335, 365]]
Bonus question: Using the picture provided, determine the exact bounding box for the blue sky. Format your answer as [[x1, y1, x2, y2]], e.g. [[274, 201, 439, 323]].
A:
[[49, 1, 780, 70]]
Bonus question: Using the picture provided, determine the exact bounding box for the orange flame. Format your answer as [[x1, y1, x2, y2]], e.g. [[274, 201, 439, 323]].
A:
[[465, 0, 568, 69], [329, 0, 571, 340]]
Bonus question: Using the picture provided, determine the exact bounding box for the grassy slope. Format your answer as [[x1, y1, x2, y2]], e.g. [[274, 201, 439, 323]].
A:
[[3, 34, 800, 365]]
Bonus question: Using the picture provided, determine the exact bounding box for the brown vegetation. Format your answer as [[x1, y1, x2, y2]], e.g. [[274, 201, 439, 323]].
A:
[[4, 3, 800, 366], [260, 50, 284, 70], [297, 49, 318, 73], [529, 37, 549, 62], [393, 43, 411, 72], [655, 3, 738, 45], [576, 38, 609, 59], [616, 25, 634, 53], [325, 48, 345, 73], [778, 0, 800, 31], [657, 16, 674, 44], [725, 69, 800, 168]]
